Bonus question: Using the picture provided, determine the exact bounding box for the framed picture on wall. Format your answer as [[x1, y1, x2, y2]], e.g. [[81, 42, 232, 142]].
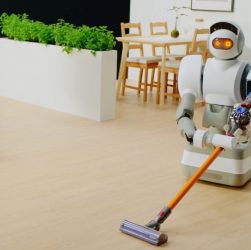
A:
[[191, 0, 234, 12]]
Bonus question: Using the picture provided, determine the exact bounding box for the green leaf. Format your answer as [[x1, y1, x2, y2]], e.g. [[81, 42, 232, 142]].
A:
[[0, 13, 116, 55]]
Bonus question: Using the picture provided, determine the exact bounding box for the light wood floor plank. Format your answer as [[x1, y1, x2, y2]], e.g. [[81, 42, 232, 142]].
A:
[[1, 93, 251, 250]]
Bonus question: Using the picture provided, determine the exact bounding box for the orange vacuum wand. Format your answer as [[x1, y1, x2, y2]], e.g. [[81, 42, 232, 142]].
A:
[[168, 146, 224, 210], [120, 146, 224, 246]]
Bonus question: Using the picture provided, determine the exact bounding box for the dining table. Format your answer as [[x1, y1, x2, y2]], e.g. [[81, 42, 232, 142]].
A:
[[116, 34, 208, 105]]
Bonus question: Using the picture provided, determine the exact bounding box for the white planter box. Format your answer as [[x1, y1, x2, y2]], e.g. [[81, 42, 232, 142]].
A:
[[0, 38, 117, 121]]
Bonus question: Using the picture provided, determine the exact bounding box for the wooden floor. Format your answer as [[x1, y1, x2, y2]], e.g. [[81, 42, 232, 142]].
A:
[[1, 92, 251, 250]]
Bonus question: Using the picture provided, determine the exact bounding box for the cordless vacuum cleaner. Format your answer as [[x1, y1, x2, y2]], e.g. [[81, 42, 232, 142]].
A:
[[120, 132, 238, 246]]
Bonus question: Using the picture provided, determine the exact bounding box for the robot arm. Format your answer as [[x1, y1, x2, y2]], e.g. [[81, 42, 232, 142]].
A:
[[176, 55, 204, 143], [176, 54, 240, 148], [176, 93, 196, 143]]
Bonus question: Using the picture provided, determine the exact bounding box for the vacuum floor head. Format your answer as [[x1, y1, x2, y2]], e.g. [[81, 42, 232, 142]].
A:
[[120, 220, 168, 246]]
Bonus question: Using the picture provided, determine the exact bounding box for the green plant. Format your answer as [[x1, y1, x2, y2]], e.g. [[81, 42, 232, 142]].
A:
[[0, 13, 116, 55]]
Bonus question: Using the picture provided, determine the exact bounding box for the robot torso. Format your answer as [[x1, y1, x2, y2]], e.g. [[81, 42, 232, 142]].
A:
[[203, 57, 249, 106]]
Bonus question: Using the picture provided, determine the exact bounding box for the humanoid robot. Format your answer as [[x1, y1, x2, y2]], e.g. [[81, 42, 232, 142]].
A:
[[177, 21, 251, 186]]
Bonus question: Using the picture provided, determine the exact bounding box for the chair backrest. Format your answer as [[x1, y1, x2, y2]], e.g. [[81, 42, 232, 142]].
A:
[[189, 28, 210, 62], [149, 21, 169, 56], [120, 22, 144, 56], [150, 22, 168, 36]]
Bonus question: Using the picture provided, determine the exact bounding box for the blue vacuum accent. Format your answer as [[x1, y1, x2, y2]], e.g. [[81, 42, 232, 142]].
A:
[[120, 220, 168, 246]]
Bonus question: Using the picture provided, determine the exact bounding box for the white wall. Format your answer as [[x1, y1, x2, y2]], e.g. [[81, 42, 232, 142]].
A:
[[130, 0, 251, 62]]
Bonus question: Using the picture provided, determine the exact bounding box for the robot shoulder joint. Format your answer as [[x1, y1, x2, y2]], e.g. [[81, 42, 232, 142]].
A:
[[178, 55, 203, 100]]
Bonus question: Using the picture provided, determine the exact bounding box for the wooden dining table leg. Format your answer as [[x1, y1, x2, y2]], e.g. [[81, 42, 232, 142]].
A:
[[160, 45, 167, 105], [116, 42, 129, 99]]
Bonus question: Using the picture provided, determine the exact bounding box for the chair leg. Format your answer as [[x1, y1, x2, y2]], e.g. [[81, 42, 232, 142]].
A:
[[121, 67, 128, 96], [164, 72, 168, 98], [156, 68, 161, 104], [143, 67, 149, 102], [173, 74, 177, 94], [150, 68, 155, 92], [173, 73, 179, 102], [138, 68, 144, 94]]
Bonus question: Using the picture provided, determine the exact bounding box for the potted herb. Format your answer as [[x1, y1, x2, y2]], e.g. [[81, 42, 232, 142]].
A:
[[0, 13, 117, 121], [0, 13, 116, 54]]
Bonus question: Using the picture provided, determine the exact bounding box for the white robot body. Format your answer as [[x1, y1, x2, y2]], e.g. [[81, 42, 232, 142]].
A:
[[247, 70, 251, 81], [181, 138, 251, 186], [178, 56, 248, 106], [182, 146, 251, 181], [180, 56, 251, 186], [178, 55, 203, 100], [203, 58, 247, 106], [177, 21, 251, 186]]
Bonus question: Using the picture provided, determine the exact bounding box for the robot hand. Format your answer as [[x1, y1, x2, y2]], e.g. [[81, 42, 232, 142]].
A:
[[193, 129, 237, 149], [177, 117, 196, 143]]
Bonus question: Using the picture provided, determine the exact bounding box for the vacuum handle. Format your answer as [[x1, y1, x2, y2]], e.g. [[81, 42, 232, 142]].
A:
[[167, 146, 224, 210], [193, 129, 237, 149]]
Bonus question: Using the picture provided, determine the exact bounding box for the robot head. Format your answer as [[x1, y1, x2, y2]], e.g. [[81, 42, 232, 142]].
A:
[[208, 21, 245, 60]]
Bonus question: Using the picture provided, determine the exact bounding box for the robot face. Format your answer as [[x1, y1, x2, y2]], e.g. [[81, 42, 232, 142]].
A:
[[212, 38, 233, 50], [208, 21, 245, 60]]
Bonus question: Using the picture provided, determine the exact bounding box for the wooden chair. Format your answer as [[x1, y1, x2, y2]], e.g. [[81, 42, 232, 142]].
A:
[[120, 22, 160, 102], [149, 22, 186, 94], [149, 22, 169, 56], [149, 22, 185, 102], [149, 21, 186, 59], [154, 28, 210, 105], [156, 60, 180, 104], [188, 28, 210, 63], [149, 21, 168, 36]]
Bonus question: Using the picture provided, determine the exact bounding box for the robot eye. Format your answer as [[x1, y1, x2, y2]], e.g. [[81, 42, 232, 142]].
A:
[[212, 38, 233, 50]]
